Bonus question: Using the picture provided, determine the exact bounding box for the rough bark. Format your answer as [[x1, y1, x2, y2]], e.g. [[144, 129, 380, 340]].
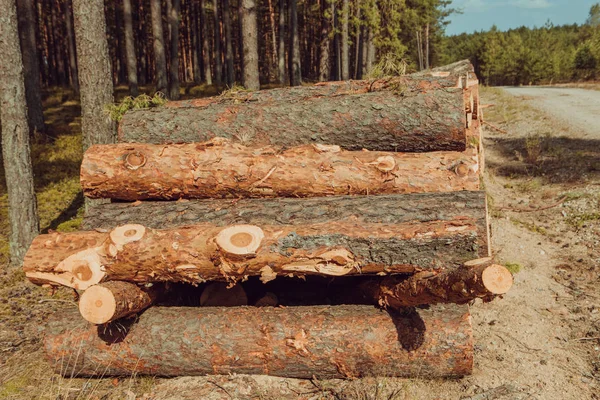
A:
[[117, 78, 468, 152], [199, 0, 212, 84], [79, 281, 159, 324], [289, 0, 301, 85], [72, 0, 116, 151], [123, 0, 139, 96], [15, 0, 45, 133], [277, 0, 286, 83], [63, 0, 80, 93], [45, 304, 473, 378], [240, 0, 260, 90], [150, 0, 168, 92], [81, 139, 480, 201], [212, 0, 222, 85], [267, 0, 278, 77], [341, 0, 349, 80], [0, 0, 40, 267], [222, 0, 234, 86], [191, 0, 202, 84], [360, 259, 513, 308], [168, 0, 181, 100]]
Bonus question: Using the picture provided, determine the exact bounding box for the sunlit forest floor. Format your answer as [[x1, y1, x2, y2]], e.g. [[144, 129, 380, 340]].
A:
[[1, 85, 599, 398]]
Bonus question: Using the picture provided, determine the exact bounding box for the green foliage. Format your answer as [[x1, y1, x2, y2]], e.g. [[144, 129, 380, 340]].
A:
[[504, 262, 522, 274], [105, 93, 167, 122], [574, 43, 598, 71]]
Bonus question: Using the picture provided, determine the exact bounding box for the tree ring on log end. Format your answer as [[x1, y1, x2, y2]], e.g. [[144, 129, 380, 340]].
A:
[[110, 224, 146, 248], [79, 285, 117, 324], [124, 152, 147, 170], [56, 249, 105, 290], [373, 156, 396, 172], [215, 225, 264, 256], [481, 264, 514, 294]]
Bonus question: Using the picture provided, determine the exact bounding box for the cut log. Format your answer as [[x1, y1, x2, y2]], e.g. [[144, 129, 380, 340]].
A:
[[24, 212, 487, 288], [81, 193, 489, 256], [44, 304, 473, 378], [361, 258, 513, 308], [81, 139, 480, 201], [117, 78, 469, 152], [78, 281, 159, 324]]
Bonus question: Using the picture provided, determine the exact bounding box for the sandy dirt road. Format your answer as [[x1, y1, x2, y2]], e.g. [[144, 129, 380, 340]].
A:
[[503, 86, 600, 137]]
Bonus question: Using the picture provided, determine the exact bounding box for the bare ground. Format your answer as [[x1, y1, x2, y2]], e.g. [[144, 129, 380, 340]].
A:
[[1, 86, 599, 399]]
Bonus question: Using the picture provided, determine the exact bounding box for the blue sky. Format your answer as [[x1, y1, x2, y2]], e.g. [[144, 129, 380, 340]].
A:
[[446, 0, 598, 35]]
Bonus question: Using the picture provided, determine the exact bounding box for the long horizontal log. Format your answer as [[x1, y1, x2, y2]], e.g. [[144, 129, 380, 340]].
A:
[[44, 304, 473, 378], [23, 215, 486, 289], [118, 78, 468, 152], [81, 139, 480, 201]]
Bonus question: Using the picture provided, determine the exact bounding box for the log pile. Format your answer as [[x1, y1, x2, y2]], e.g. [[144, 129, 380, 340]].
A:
[[24, 60, 512, 379]]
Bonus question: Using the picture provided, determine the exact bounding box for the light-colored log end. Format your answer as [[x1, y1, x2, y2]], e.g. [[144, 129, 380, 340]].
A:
[[216, 225, 264, 257], [79, 285, 118, 324], [482, 264, 514, 295]]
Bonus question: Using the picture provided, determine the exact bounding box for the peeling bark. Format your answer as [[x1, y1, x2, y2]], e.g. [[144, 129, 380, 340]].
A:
[[45, 304, 473, 378]]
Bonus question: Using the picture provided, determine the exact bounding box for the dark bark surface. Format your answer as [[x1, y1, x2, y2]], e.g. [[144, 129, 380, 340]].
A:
[[277, 0, 286, 83], [199, 0, 212, 84], [63, 0, 79, 93], [212, 0, 222, 85], [45, 304, 473, 378], [118, 78, 467, 152], [289, 0, 301, 85], [72, 0, 116, 151], [0, 0, 40, 267], [82, 192, 490, 270], [16, 0, 45, 133], [168, 0, 181, 100]]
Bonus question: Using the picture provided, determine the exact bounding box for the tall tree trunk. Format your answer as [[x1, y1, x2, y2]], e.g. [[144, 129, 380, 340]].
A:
[[240, 0, 260, 90], [277, 0, 286, 83], [72, 0, 116, 153], [289, 0, 301, 86], [416, 28, 423, 71], [191, 0, 202, 83], [15, 0, 45, 133], [267, 0, 278, 77], [0, 0, 40, 267], [168, 0, 181, 99], [366, 27, 374, 73], [332, 1, 340, 80], [200, 0, 212, 84], [222, 0, 234, 86], [123, 0, 139, 96], [63, 0, 80, 93], [212, 0, 222, 85], [425, 22, 430, 70], [150, 0, 168, 92], [341, 0, 349, 80], [50, 1, 67, 85], [353, 0, 361, 79], [318, 0, 331, 82]]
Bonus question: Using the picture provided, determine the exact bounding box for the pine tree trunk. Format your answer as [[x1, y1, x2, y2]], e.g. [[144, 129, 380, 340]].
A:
[[366, 28, 374, 72], [318, 0, 331, 82], [15, 0, 45, 133], [63, 0, 80, 93], [416, 29, 424, 71], [267, 0, 278, 77], [425, 23, 430, 70], [191, 0, 202, 84], [50, 1, 67, 86], [289, 0, 301, 85], [353, 0, 361, 79], [123, 0, 139, 96], [81, 140, 480, 201], [222, 0, 234, 86], [277, 0, 286, 83], [168, 0, 181, 99], [72, 0, 116, 151], [118, 76, 468, 152], [150, 0, 168, 92], [200, 0, 212, 84], [341, 0, 349, 80], [240, 0, 260, 90], [212, 0, 222, 85], [45, 305, 473, 378], [0, 0, 40, 267]]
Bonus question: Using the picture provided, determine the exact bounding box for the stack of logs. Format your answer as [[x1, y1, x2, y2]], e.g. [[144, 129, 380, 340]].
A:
[[23, 60, 513, 379]]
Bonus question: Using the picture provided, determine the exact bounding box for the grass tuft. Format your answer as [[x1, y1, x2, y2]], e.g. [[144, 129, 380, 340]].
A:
[[105, 93, 167, 122], [504, 262, 523, 274]]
